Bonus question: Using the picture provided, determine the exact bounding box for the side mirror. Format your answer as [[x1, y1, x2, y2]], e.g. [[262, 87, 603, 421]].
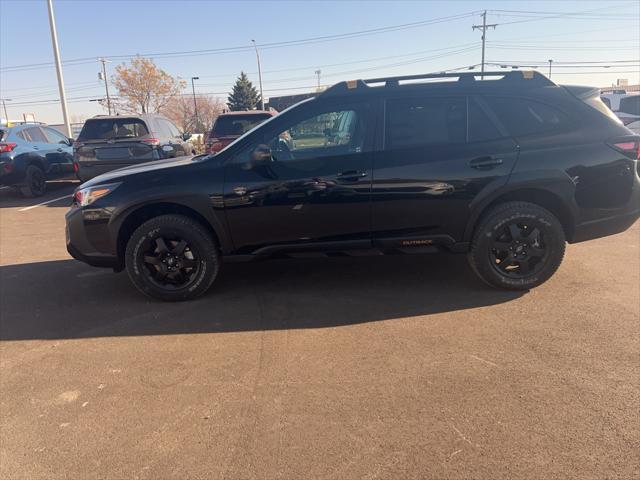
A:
[[182, 132, 191, 141], [250, 144, 272, 167], [66, 138, 74, 146]]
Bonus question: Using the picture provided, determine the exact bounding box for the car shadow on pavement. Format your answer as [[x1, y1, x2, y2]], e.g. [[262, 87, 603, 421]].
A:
[[0, 181, 78, 208], [0, 254, 525, 341]]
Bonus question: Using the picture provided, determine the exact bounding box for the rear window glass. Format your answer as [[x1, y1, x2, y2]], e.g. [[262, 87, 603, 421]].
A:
[[619, 96, 640, 116], [0, 129, 6, 141], [385, 96, 466, 149], [484, 97, 569, 137], [78, 118, 149, 141], [211, 113, 271, 137]]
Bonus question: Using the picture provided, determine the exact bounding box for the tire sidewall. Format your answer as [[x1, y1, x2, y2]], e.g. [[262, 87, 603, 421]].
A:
[[22, 165, 46, 197], [472, 205, 565, 290], [125, 216, 219, 301]]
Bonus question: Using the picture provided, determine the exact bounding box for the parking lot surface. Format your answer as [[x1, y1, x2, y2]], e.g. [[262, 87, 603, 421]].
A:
[[0, 182, 638, 479]]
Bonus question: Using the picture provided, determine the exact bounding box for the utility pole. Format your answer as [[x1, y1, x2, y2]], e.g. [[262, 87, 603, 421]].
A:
[[98, 58, 112, 115], [251, 40, 265, 110], [46, 0, 71, 137], [315, 69, 322, 89], [191, 76, 199, 130], [472, 10, 497, 79], [548, 59, 553, 79], [1, 98, 10, 121]]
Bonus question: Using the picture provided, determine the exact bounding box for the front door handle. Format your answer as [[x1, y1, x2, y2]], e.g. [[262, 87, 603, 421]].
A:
[[337, 170, 368, 181], [469, 156, 503, 169]]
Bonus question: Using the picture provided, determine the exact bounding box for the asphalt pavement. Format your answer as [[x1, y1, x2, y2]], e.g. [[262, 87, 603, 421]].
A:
[[0, 182, 638, 479]]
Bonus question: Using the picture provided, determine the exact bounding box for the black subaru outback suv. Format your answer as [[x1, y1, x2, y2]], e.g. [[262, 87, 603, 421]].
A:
[[66, 71, 640, 301]]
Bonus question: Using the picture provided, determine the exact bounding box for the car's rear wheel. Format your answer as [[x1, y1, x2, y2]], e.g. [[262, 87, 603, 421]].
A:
[[125, 214, 220, 301], [20, 165, 46, 197], [468, 201, 566, 290]]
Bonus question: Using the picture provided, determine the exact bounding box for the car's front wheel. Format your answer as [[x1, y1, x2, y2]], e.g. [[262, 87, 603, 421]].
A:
[[468, 201, 566, 290], [125, 214, 220, 301]]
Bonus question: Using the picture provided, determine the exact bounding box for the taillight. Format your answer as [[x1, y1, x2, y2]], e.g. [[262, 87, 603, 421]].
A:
[[142, 138, 160, 146], [0, 142, 17, 153], [73, 162, 79, 173], [608, 139, 640, 160]]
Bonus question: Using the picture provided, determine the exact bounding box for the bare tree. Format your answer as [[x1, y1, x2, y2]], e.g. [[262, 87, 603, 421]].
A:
[[163, 95, 225, 134], [112, 56, 185, 114]]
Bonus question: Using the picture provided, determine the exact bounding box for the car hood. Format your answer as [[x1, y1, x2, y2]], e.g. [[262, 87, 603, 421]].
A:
[[78, 154, 215, 188]]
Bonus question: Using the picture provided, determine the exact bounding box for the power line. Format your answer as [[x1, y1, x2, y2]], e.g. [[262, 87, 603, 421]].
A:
[[0, 11, 479, 73]]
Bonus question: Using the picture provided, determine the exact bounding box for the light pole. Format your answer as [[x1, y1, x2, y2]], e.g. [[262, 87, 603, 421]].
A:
[[98, 58, 112, 115], [191, 76, 199, 131], [251, 39, 265, 110], [548, 59, 553, 79], [315, 69, 321, 89], [46, 0, 71, 137], [1, 98, 11, 121]]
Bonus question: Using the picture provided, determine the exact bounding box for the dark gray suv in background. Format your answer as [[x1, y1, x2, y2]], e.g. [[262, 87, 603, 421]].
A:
[[73, 113, 194, 182]]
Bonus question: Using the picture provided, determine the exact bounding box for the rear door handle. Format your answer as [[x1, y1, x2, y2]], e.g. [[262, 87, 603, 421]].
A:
[[469, 156, 503, 169], [337, 170, 368, 181]]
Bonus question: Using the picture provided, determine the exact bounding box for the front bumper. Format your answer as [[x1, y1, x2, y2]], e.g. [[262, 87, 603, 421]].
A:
[[65, 206, 119, 269]]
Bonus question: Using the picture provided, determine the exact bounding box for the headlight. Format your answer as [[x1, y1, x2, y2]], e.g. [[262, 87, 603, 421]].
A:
[[74, 182, 121, 207]]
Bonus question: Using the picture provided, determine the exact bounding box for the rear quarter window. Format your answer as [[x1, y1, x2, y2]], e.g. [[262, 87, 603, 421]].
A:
[[483, 97, 570, 137]]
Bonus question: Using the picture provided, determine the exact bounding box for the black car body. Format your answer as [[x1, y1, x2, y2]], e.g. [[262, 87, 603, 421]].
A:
[[0, 122, 75, 197], [66, 71, 640, 301], [74, 114, 194, 182]]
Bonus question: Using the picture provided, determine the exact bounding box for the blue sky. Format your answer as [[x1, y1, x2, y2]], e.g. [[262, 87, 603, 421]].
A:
[[1, 0, 638, 124]]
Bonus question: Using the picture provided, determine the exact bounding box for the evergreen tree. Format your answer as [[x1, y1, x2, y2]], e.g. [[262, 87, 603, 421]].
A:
[[227, 72, 261, 111]]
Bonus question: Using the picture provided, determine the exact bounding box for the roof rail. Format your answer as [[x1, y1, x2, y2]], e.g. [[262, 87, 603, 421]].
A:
[[6, 121, 47, 126], [321, 70, 554, 96]]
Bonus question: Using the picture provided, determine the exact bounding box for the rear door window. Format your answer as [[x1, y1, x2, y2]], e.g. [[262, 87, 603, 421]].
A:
[[42, 127, 70, 144], [385, 96, 466, 149], [25, 127, 47, 143], [78, 118, 150, 141], [600, 96, 612, 109], [483, 97, 570, 137], [468, 98, 507, 142], [619, 96, 640, 116]]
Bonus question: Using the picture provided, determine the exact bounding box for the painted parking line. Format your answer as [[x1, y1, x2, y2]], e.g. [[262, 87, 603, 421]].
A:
[[18, 194, 72, 212]]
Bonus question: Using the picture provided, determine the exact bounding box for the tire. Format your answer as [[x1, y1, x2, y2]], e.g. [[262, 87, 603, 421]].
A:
[[468, 201, 566, 290], [125, 214, 220, 301], [20, 165, 47, 197]]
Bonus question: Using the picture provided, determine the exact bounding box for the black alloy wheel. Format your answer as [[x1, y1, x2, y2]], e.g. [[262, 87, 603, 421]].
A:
[[468, 201, 566, 290], [21, 165, 46, 197], [125, 214, 220, 301], [141, 235, 201, 289], [489, 221, 548, 279]]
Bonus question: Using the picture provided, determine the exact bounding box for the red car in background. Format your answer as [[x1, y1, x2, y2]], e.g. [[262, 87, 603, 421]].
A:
[[205, 110, 276, 154]]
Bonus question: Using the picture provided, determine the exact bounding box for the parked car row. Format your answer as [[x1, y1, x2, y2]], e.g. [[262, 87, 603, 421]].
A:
[[2, 110, 276, 197]]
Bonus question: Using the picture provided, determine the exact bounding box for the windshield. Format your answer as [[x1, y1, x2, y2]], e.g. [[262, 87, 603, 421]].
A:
[[78, 118, 150, 141], [211, 113, 272, 137]]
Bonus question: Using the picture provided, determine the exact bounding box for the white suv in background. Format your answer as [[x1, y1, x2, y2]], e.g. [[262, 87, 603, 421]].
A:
[[600, 92, 640, 134]]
